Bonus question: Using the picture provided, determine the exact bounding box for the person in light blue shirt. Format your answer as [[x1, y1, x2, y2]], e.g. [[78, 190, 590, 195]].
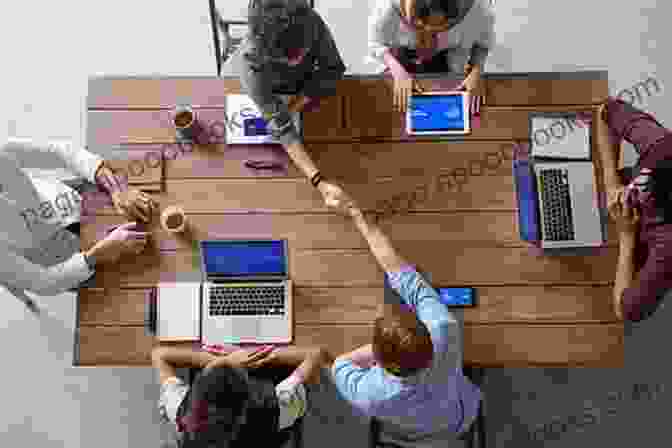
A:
[[320, 184, 482, 443]]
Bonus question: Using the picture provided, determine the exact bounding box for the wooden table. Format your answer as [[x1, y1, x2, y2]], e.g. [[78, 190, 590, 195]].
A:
[[75, 72, 624, 368]]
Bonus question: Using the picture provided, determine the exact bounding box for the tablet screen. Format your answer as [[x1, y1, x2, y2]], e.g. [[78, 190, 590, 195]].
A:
[[409, 94, 466, 132]]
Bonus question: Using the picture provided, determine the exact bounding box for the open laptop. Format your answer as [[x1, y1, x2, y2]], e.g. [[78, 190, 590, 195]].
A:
[[406, 91, 471, 136], [533, 161, 603, 248], [200, 239, 293, 344]]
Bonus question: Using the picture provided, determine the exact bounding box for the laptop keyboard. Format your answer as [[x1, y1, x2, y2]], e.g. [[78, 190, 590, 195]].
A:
[[209, 285, 285, 316], [539, 168, 575, 241]]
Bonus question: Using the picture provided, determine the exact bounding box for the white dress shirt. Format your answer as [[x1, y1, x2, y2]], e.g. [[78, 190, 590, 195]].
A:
[[0, 137, 104, 299]]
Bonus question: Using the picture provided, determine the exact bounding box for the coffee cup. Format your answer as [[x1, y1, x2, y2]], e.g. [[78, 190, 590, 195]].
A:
[[161, 205, 187, 233], [172, 105, 206, 143]]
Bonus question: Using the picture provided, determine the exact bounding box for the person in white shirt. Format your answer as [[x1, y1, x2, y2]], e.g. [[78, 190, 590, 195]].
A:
[[0, 137, 157, 312], [367, 0, 495, 111]]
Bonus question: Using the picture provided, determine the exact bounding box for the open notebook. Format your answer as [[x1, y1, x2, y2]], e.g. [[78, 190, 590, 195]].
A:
[[156, 282, 201, 341]]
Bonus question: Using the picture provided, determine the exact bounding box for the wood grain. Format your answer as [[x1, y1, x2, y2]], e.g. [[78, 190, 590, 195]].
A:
[[79, 173, 617, 220], [75, 323, 623, 367], [84, 244, 617, 289], [485, 78, 609, 106], [80, 212, 521, 251], [77, 284, 616, 327], [87, 76, 607, 109], [79, 75, 621, 367]]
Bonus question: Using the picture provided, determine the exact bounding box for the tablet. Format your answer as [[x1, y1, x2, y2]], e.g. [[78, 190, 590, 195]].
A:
[[406, 91, 470, 135]]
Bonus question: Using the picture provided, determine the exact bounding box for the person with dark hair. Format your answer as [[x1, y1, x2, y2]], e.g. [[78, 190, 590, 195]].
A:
[[152, 344, 332, 447], [367, 0, 495, 111], [596, 97, 672, 322], [221, 0, 347, 207], [319, 187, 482, 441]]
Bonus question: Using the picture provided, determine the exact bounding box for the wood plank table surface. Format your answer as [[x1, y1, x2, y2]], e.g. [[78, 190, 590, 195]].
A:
[[75, 72, 624, 368]]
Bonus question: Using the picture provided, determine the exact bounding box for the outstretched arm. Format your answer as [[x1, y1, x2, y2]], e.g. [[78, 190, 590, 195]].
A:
[[350, 208, 408, 273]]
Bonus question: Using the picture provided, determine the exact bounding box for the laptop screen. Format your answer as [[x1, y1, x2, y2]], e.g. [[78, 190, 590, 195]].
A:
[[202, 240, 286, 277], [409, 94, 466, 132]]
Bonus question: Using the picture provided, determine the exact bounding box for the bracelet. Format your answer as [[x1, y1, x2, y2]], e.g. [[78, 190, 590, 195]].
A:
[[310, 171, 323, 188]]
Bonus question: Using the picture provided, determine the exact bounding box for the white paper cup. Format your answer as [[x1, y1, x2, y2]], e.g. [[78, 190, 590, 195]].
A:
[[161, 206, 187, 233]]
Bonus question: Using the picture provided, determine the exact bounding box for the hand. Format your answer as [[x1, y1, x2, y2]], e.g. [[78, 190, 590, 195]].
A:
[[219, 346, 276, 369], [610, 193, 641, 235], [606, 184, 626, 220], [86, 221, 149, 265], [318, 180, 360, 216], [111, 189, 158, 223], [458, 65, 482, 94], [287, 95, 310, 114], [393, 76, 425, 113]]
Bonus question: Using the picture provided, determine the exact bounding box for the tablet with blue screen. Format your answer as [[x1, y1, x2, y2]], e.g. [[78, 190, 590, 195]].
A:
[[406, 92, 471, 135]]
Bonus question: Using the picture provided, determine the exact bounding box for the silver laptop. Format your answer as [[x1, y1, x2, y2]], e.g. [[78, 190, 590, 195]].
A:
[[200, 239, 293, 344], [534, 161, 603, 248]]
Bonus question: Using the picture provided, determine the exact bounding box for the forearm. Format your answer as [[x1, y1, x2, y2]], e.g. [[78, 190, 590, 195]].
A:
[[154, 346, 217, 369], [596, 111, 623, 188], [284, 141, 321, 180], [613, 233, 638, 303], [351, 209, 407, 273], [290, 348, 331, 385]]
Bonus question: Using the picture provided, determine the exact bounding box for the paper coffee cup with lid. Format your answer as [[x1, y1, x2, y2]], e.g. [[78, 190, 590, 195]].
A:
[[161, 205, 188, 233]]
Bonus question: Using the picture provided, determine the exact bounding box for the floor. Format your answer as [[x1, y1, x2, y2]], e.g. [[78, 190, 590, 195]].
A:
[[0, 0, 670, 447]]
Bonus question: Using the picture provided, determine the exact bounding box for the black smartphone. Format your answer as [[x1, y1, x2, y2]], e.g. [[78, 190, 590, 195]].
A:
[[437, 287, 476, 307]]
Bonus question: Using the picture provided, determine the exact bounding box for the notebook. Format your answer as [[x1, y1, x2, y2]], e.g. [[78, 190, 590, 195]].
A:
[[155, 282, 201, 341], [225, 94, 302, 145]]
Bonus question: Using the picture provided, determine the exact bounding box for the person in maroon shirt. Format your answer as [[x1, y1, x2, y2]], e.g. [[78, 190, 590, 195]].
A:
[[596, 97, 672, 322]]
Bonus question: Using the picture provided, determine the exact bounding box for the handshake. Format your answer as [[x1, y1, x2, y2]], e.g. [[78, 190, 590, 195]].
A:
[[316, 179, 362, 218]]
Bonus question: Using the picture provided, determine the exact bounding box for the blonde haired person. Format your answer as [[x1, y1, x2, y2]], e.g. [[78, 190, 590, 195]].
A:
[[367, 0, 495, 111]]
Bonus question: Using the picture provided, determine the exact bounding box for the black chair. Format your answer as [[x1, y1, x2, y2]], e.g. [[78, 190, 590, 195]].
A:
[[369, 367, 486, 448], [188, 365, 304, 448], [207, 0, 315, 76]]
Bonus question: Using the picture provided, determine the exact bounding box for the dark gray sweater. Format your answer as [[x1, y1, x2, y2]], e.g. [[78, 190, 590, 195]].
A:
[[230, 8, 346, 146]]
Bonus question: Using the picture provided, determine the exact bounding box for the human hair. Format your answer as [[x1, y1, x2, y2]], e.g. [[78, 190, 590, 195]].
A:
[[178, 366, 250, 448], [413, 0, 460, 20], [246, 0, 312, 66], [373, 313, 434, 376], [649, 158, 672, 219]]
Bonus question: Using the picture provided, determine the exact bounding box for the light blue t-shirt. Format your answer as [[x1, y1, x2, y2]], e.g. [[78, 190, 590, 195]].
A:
[[331, 266, 482, 438]]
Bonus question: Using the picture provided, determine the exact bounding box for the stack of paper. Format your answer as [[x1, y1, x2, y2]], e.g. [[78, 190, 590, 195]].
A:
[[157, 282, 201, 341]]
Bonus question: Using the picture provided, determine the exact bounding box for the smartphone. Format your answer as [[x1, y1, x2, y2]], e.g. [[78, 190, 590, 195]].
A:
[[437, 287, 476, 307]]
